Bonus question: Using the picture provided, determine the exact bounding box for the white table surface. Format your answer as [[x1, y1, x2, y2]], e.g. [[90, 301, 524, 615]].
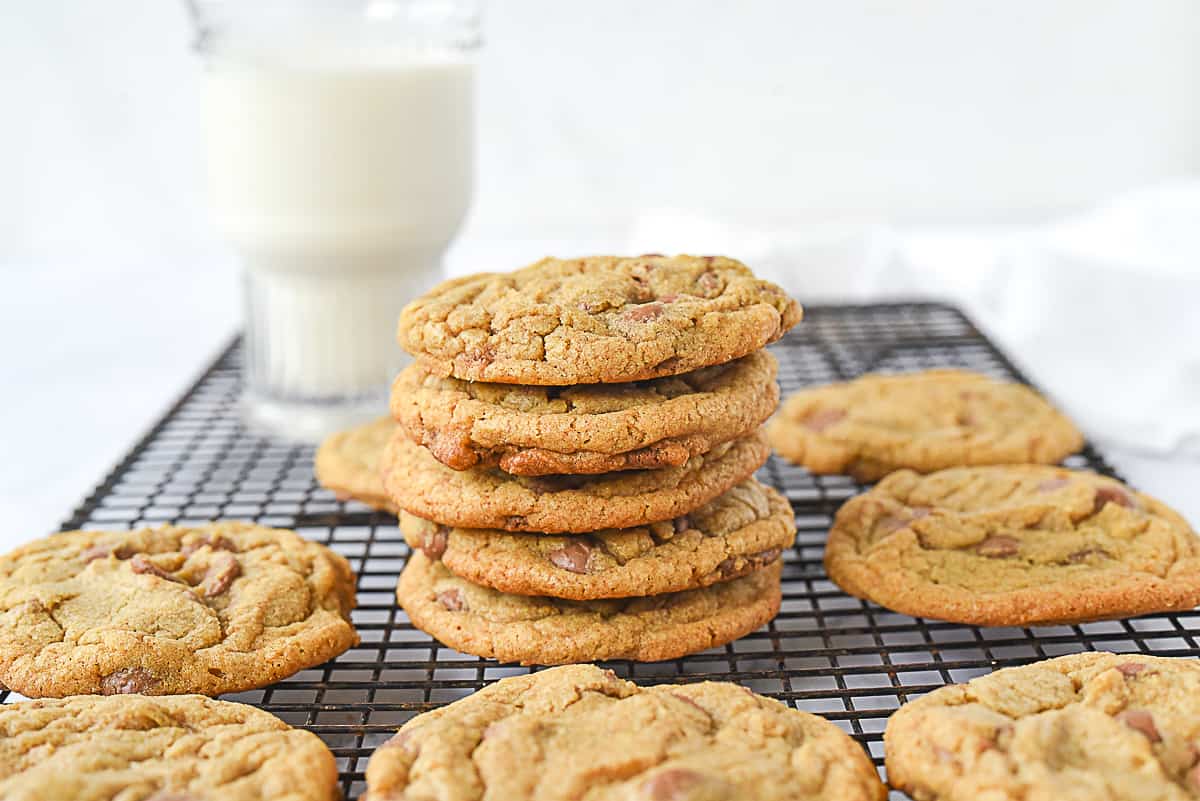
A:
[[2, 240, 1197, 552]]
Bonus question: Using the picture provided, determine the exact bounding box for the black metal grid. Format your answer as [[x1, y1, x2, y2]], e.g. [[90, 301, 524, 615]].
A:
[[7, 301, 1198, 800]]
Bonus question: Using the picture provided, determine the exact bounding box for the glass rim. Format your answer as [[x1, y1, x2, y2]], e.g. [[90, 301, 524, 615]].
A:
[[185, 0, 483, 53]]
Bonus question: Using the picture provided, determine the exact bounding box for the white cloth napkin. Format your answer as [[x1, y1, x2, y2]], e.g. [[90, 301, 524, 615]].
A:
[[628, 181, 1200, 456]]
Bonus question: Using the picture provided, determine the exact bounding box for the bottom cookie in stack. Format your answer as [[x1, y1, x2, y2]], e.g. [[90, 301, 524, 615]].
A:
[[395, 479, 795, 665]]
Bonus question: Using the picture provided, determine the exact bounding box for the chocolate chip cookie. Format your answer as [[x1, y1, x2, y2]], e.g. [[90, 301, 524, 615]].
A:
[[0, 522, 359, 697], [825, 466, 1200, 626], [0, 694, 339, 801], [392, 350, 779, 474], [768, 369, 1083, 481], [397, 255, 802, 385], [400, 478, 795, 599], [314, 416, 398, 513], [396, 552, 782, 664], [382, 428, 772, 533], [886, 652, 1200, 801], [364, 664, 885, 801]]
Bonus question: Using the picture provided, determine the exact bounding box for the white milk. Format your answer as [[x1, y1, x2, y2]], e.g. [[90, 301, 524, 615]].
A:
[[203, 48, 474, 425]]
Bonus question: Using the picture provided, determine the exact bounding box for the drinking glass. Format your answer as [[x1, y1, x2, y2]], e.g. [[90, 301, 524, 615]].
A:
[[187, 0, 480, 440]]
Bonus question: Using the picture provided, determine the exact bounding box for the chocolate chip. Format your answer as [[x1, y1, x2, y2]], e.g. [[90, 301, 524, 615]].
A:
[[803, 408, 846, 432], [715, 557, 739, 578], [129, 555, 184, 583], [181, 534, 237, 556], [1117, 709, 1161, 742], [199, 553, 241, 598], [428, 430, 477, 471], [100, 667, 160, 695], [695, 271, 723, 297], [1094, 486, 1135, 514], [504, 515, 528, 529], [876, 515, 912, 534], [624, 302, 666, 323], [1037, 477, 1071, 493], [672, 516, 690, 533], [1067, 547, 1108, 564], [714, 548, 782, 580], [975, 535, 1020, 558], [436, 589, 467, 611], [422, 526, 449, 560], [641, 768, 706, 800], [82, 545, 115, 562], [523, 475, 589, 493], [463, 344, 496, 370], [1115, 662, 1145, 678], [548, 541, 592, 574], [748, 548, 782, 567], [83, 544, 136, 562]]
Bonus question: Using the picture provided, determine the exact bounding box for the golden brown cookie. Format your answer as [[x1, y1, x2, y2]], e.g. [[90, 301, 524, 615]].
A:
[[0, 694, 339, 801], [885, 652, 1200, 801], [314, 416, 398, 513], [400, 478, 795, 599], [768, 369, 1083, 481], [396, 553, 782, 665], [382, 428, 772, 533], [0, 522, 359, 697], [392, 350, 779, 475], [825, 466, 1200, 626], [364, 664, 885, 801], [397, 255, 802, 385]]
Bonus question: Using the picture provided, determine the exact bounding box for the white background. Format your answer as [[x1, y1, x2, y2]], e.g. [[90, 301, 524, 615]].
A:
[[3, 0, 1200, 544]]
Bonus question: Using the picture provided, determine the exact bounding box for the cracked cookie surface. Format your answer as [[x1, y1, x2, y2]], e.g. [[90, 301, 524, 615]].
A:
[[825, 466, 1200, 626], [0, 522, 359, 697], [392, 350, 779, 475], [0, 694, 338, 801], [363, 663, 884, 801], [396, 553, 782, 665], [885, 652, 1200, 801], [314, 416, 399, 513], [400, 478, 795, 599], [768, 369, 1083, 481], [382, 429, 771, 533], [397, 255, 802, 385]]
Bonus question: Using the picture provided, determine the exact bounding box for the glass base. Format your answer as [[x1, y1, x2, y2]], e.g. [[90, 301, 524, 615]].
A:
[[240, 391, 388, 443]]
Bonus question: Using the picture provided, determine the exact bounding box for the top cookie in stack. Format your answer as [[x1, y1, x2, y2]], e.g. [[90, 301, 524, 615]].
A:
[[382, 255, 801, 665], [396, 254, 801, 385]]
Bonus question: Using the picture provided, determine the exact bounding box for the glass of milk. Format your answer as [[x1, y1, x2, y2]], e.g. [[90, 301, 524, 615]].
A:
[[188, 0, 480, 441]]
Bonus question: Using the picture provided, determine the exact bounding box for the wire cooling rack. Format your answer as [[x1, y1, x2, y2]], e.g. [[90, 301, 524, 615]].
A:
[[6, 301, 1198, 800]]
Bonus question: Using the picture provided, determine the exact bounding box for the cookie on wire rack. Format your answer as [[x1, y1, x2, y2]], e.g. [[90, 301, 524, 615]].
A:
[[392, 349, 779, 475], [396, 552, 782, 665], [768, 369, 1083, 481], [397, 254, 802, 385], [0, 522, 358, 697], [886, 652, 1200, 801], [364, 664, 885, 801], [0, 694, 340, 801], [824, 465, 1200, 626]]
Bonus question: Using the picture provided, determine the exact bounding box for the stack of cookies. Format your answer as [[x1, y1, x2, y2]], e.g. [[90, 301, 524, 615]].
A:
[[380, 255, 803, 664]]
